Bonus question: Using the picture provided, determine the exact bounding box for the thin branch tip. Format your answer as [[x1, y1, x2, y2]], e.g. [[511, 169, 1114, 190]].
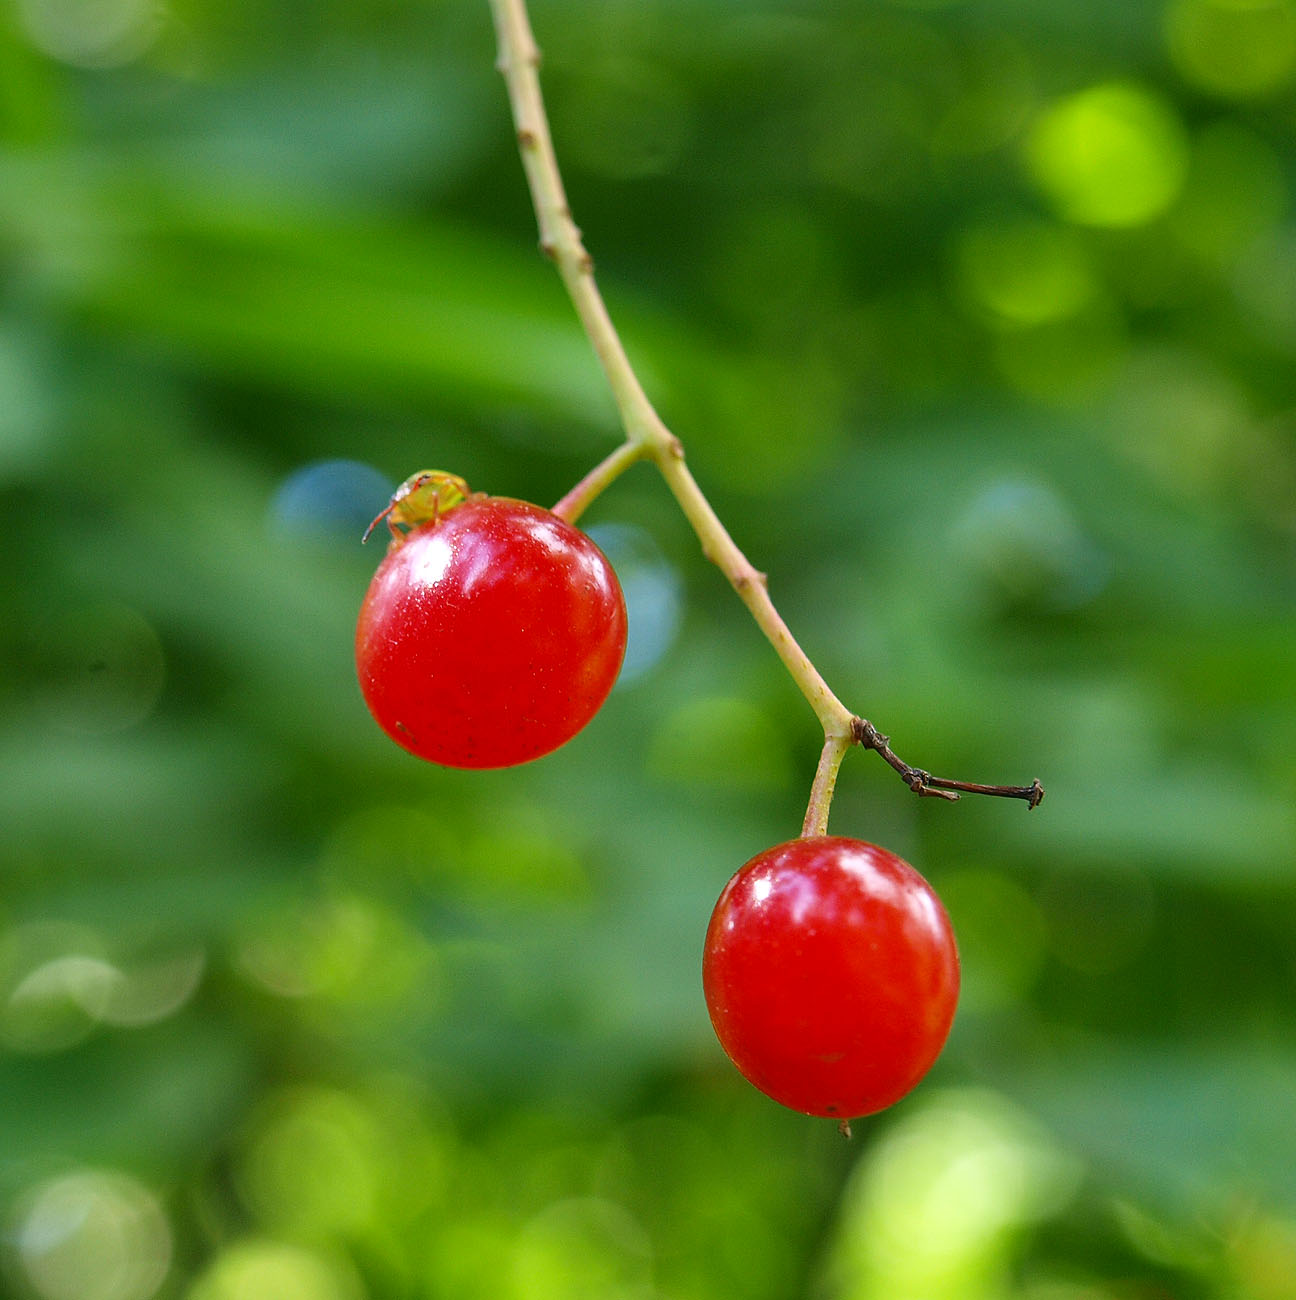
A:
[[852, 716, 1043, 807]]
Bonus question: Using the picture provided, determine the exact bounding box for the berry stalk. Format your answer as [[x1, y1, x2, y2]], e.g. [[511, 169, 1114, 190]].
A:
[[551, 439, 650, 525]]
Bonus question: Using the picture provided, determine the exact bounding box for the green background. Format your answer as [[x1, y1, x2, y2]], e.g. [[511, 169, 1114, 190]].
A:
[[3, 0, 1295, 1296]]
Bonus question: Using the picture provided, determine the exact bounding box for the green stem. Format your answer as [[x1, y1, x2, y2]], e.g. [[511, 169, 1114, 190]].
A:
[[649, 442, 850, 736], [802, 733, 852, 837], [488, 0, 671, 453], [489, 0, 853, 739], [488, 0, 854, 740], [487, 0, 1043, 824], [552, 439, 650, 524]]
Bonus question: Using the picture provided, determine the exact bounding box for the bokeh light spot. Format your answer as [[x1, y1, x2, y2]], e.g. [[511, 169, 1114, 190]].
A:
[[0, 922, 111, 1054], [950, 477, 1111, 611], [1026, 83, 1188, 227], [954, 217, 1096, 327], [319, 801, 589, 908], [269, 459, 394, 542], [99, 948, 206, 1027], [0, 923, 203, 1051], [8, 955, 122, 1030], [583, 524, 682, 685], [826, 1091, 1080, 1297], [1225, 1213, 1296, 1300], [1166, 0, 1296, 98], [1104, 346, 1255, 496], [186, 1240, 364, 1300], [238, 1088, 384, 1237], [458, 815, 591, 908], [16, 0, 164, 69], [13, 1169, 172, 1300], [234, 892, 438, 1009], [319, 803, 452, 890], [512, 1198, 653, 1300]]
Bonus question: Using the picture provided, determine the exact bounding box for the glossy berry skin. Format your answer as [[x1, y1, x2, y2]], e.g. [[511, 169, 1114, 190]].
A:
[[356, 496, 627, 768], [703, 836, 959, 1120]]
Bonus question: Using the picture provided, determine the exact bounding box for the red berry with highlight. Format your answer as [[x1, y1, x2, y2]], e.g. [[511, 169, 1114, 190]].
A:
[[355, 493, 627, 769], [703, 836, 959, 1120]]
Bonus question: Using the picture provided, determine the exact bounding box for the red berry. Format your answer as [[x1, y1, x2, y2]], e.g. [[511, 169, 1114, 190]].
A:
[[702, 836, 959, 1119], [355, 495, 627, 768]]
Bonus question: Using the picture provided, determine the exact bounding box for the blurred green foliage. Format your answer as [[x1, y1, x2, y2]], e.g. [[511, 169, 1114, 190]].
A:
[[2, 0, 1295, 1296]]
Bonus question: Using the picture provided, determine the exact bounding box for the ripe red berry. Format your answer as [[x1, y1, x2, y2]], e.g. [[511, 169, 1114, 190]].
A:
[[702, 836, 959, 1120], [355, 490, 627, 768]]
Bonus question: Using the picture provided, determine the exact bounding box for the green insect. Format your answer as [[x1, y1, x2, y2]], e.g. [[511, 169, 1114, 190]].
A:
[[362, 470, 473, 545]]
